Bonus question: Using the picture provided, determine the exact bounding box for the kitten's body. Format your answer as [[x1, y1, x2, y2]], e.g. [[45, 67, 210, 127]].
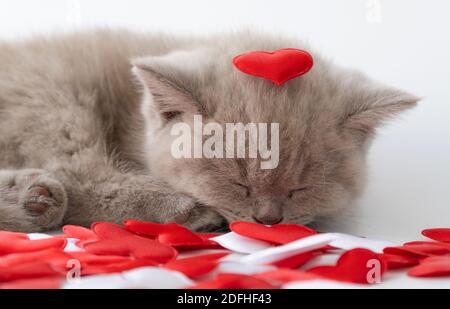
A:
[[0, 30, 198, 231], [0, 30, 417, 232]]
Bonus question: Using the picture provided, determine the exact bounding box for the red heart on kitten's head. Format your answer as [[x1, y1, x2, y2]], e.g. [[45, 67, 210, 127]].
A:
[[233, 48, 314, 86]]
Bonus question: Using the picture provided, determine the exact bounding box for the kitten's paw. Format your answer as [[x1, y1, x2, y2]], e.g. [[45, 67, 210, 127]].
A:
[[0, 169, 68, 232], [20, 172, 68, 224], [179, 205, 228, 233]]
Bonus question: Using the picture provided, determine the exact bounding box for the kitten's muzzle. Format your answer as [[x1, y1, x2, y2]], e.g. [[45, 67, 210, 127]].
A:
[[252, 197, 284, 225]]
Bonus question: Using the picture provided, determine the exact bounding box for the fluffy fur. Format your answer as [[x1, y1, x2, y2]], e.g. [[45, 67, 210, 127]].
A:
[[0, 29, 418, 232]]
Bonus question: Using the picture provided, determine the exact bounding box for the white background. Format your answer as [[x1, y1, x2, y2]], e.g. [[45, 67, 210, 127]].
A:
[[0, 0, 449, 242]]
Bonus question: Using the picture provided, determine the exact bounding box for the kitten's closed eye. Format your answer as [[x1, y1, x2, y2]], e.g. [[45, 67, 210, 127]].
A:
[[162, 111, 183, 122], [234, 182, 250, 197], [234, 182, 307, 199], [288, 187, 308, 199]]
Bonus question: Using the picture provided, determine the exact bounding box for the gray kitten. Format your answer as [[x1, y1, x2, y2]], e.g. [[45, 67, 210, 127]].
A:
[[0, 30, 418, 232]]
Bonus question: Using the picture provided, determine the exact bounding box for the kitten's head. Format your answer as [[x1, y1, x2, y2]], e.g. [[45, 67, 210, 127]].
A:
[[132, 32, 418, 228]]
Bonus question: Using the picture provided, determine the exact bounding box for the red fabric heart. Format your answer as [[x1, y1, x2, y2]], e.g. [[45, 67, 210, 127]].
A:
[[158, 232, 204, 248], [379, 253, 420, 270], [63, 225, 99, 242], [84, 221, 178, 262], [92, 222, 134, 239], [190, 273, 276, 289], [383, 243, 449, 258], [404, 241, 450, 250], [0, 249, 151, 284], [0, 248, 71, 268], [75, 239, 100, 249], [270, 251, 319, 269], [0, 277, 62, 289], [69, 251, 159, 276], [422, 228, 450, 243], [255, 269, 320, 285], [0, 236, 67, 256], [124, 220, 180, 238], [230, 221, 317, 245], [68, 252, 131, 266], [0, 262, 63, 282], [307, 249, 386, 284], [0, 231, 29, 240], [233, 48, 314, 86], [164, 252, 229, 278], [408, 256, 450, 277], [192, 234, 223, 250], [81, 260, 158, 276], [124, 220, 218, 249], [84, 236, 177, 263]]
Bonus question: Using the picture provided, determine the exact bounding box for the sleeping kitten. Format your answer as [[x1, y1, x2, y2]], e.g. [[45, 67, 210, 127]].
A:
[[0, 30, 418, 232]]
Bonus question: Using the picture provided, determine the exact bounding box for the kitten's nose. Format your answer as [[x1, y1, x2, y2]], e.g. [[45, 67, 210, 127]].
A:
[[252, 197, 284, 225], [252, 215, 283, 225]]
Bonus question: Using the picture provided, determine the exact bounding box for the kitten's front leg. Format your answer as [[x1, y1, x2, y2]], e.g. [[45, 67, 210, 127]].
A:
[[0, 167, 224, 232], [54, 165, 197, 227], [55, 164, 226, 231], [63, 181, 197, 227]]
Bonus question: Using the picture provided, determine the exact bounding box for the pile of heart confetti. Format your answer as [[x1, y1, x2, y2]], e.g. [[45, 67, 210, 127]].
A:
[[0, 221, 449, 289]]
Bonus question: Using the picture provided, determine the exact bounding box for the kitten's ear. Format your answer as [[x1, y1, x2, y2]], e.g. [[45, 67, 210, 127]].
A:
[[132, 49, 210, 125], [342, 78, 420, 137]]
